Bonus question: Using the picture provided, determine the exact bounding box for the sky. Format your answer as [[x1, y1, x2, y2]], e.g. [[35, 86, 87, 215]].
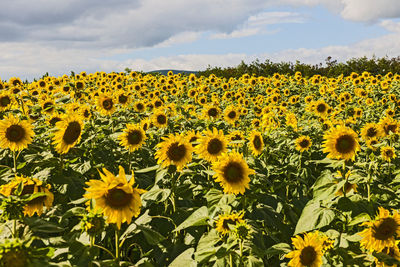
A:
[[2, 0, 400, 80]]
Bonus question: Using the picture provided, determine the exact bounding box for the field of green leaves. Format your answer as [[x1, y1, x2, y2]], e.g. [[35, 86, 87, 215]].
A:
[[0, 70, 400, 266]]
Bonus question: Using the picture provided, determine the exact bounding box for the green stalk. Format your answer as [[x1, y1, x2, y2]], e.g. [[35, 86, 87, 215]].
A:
[[13, 151, 17, 173], [115, 228, 120, 264]]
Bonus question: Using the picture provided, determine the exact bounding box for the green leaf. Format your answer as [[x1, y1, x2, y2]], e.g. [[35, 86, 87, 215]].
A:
[[294, 200, 335, 234], [169, 248, 196, 267], [246, 256, 264, 267], [174, 206, 209, 232], [135, 165, 160, 173], [348, 213, 371, 226], [24, 217, 65, 234], [137, 225, 165, 245], [264, 243, 292, 256], [142, 187, 171, 203]]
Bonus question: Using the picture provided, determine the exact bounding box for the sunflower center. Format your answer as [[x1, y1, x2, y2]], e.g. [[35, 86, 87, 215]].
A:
[[0, 96, 11, 107], [208, 108, 218, 117], [207, 138, 223, 155], [299, 139, 310, 148], [157, 114, 167, 125], [335, 134, 355, 154], [137, 103, 144, 110], [62, 121, 81, 145], [228, 111, 236, 119], [386, 124, 397, 134], [253, 135, 262, 149], [222, 218, 236, 230], [374, 217, 398, 240], [102, 99, 113, 110], [317, 103, 326, 113], [49, 117, 61, 126], [43, 102, 54, 112], [385, 150, 394, 158], [223, 162, 244, 183], [5, 125, 26, 142], [366, 127, 377, 138], [167, 142, 187, 161], [300, 246, 317, 266], [127, 130, 142, 145], [105, 187, 132, 207], [118, 95, 128, 104]]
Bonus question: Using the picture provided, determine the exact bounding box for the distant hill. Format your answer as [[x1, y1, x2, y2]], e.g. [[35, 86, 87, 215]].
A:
[[147, 69, 198, 75]]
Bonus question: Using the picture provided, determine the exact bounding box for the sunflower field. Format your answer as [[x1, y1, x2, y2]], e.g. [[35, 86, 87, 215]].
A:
[[0, 70, 400, 266]]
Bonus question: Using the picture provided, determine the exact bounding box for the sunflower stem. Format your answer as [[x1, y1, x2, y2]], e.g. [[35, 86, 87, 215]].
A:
[[12, 151, 17, 173], [342, 161, 347, 198], [115, 228, 120, 264], [128, 151, 132, 173], [229, 253, 233, 267], [13, 219, 17, 238]]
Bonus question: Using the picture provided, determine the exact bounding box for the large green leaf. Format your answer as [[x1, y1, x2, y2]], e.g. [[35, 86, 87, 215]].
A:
[[173, 206, 209, 232]]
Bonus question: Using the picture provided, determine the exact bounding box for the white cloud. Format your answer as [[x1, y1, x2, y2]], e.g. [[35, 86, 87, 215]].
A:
[[210, 11, 304, 39], [340, 0, 400, 22]]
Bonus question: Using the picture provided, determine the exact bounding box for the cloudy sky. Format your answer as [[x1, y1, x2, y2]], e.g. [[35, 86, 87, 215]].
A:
[[2, 0, 400, 80]]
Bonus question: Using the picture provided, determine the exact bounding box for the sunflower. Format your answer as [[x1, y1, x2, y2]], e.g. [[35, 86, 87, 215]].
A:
[[215, 212, 245, 235], [96, 93, 115, 116], [119, 124, 147, 152], [248, 130, 264, 156], [0, 175, 54, 216], [322, 125, 360, 161], [134, 101, 146, 113], [0, 91, 13, 111], [46, 112, 63, 127], [212, 151, 254, 195], [313, 100, 329, 117], [224, 105, 239, 125], [285, 231, 324, 267], [0, 114, 34, 151], [295, 136, 312, 153], [195, 128, 228, 162], [379, 116, 399, 136], [152, 109, 168, 128], [381, 146, 396, 162], [155, 133, 193, 171], [40, 98, 56, 114], [84, 166, 146, 229], [52, 113, 84, 154], [359, 207, 400, 252], [116, 90, 130, 107], [229, 130, 244, 148], [203, 105, 220, 120], [361, 123, 382, 141]]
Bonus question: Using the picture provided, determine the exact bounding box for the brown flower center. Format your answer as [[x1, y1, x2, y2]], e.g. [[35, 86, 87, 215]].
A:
[[102, 99, 113, 110], [252, 135, 262, 150], [207, 138, 223, 155], [156, 114, 167, 125], [136, 103, 144, 111], [62, 121, 81, 145], [223, 162, 244, 183], [6, 125, 26, 142], [317, 103, 326, 113], [167, 142, 187, 161], [300, 246, 317, 266], [335, 134, 356, 154], [0, 96, 11, 107], [227, 111, 236, 119], [49, 117, 61, 126], [373, 217, 398, 240], [366, 127, 377, 138], [105, 187, 132, 207], [43, 102, 54, 113], [118, 95, 128, 104], [299, 139, 310, 148], [208, 108, 218, 117], [127, 130, 142, 145]]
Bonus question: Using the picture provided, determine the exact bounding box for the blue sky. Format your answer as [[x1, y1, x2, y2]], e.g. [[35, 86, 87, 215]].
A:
[[1, 0, 400, 80]]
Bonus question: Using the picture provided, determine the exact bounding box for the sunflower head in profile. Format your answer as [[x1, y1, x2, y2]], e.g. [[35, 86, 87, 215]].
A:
[[119, 123, 147, 152], [285, 231, 324, 267], [322, 125, 360, 161], [359, 207, 400, 253], [195, 128, 228, 162], [96, 94, 115, 116], [212, 151, 255, 195], [152, 109, 168, 129], [224, 105, 239, 125], [155, 133, 193, 171], [0, 91, 13, 111], [0, 114, 34, 151], [84, 166, 146, 229], [381, 146, 396, 162], [215, 212, 245, 235], [0, 175, 54, 217], [295, 136, 312, 153], [248, 130, 264, 156], [361, 123, 382, 141], [52, 113, 84, 154]]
